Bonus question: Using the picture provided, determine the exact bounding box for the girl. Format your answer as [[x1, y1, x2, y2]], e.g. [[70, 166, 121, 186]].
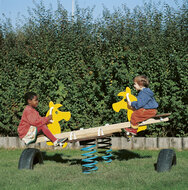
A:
[[18, 92, 68, 146], [126, 75, 158, 135]]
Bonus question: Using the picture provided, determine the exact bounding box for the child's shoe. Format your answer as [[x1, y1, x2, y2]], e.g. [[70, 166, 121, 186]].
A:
[[54, 138, 68, 146], [125, 128, 137, 135]]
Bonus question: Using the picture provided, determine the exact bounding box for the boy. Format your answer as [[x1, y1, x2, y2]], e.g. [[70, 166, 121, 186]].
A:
[[18, 92, 67, 146], [126, 75, 158, 135]]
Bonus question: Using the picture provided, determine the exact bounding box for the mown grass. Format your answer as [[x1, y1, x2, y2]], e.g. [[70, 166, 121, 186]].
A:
[[0, 148, 188, 190]]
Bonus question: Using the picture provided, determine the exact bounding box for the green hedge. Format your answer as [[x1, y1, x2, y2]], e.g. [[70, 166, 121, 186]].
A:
[[0, 1, 187, 137]]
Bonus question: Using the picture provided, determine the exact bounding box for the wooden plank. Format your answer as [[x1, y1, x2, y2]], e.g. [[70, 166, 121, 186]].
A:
[[68, 134, 112, 143], [153, 113, 171, 118], [36, 116, 169, 143]]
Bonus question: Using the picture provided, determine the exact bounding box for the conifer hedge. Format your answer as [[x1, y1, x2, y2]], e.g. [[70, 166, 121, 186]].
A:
[[0, 1, 187, 137]]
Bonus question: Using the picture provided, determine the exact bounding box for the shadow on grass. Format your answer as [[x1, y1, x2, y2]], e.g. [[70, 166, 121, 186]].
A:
[[41, 152, 82, 165], [41, 149, 151, 165], [112, 149, 152, 161]]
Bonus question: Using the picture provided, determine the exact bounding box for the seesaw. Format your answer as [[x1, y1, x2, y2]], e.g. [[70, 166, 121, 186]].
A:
[[18, 87, 171, 173], [36, 113, 171, 143], [18, 112, 171, 171], [36, 87, 170, 143]]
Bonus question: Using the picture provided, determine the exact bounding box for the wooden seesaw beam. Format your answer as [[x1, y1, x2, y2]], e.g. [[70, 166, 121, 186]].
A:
[[36, 114, 171, 143]]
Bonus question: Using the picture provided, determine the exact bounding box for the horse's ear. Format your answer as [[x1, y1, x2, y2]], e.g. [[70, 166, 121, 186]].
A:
[[125, 87, 131, 94], [49, 101, 54, 108]]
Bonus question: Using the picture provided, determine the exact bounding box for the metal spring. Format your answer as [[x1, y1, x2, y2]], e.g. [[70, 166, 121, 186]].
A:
[[81, 143, 98, 174], [97, 137, 113, 163]]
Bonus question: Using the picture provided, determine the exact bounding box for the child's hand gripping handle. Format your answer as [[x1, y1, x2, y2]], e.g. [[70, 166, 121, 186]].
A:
[[49, 107, 54, 123], [126, 93, 131, 106]]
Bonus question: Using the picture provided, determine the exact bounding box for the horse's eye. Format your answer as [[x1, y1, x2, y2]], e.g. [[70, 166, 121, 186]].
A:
[[55, 111, 58, 114]]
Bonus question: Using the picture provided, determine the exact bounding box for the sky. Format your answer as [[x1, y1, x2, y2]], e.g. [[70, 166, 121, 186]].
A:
[[0, 0, 185, 27]]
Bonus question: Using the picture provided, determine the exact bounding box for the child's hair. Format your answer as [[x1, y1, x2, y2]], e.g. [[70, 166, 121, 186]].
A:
[[24, 92, 37, 105], [134, 75, 149, 87]]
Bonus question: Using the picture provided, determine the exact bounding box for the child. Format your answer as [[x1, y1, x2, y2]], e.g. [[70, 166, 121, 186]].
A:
[[18, 92, 68, 146], [126, 75, 158, 135]]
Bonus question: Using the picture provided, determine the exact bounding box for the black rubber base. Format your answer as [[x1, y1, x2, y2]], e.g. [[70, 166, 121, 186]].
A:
[[18, 148, 43, 170], [156, 149, 176, 172]]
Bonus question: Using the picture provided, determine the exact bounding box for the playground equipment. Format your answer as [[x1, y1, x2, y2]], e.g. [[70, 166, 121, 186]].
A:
[[18, 148, 43, 170], [155, 149, 176, 172], [97, 136, 113, 163], [81, 143, 98, 174], [113, 87, 136, 121], [80, 135, 113, 173], [46, 101, 71, 147], [112, 87, 147, 133], [18, 88, 171, 172], [35, 113, 170, 143]]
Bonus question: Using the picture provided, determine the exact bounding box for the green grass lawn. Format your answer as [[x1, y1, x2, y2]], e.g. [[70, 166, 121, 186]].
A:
[[0, 148, 188, 190]]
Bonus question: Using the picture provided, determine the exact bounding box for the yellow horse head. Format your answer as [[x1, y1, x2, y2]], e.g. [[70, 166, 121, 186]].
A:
[[46, 101, 71, 145], [112, 87, 136, 121], [112, 87, 147, 132]]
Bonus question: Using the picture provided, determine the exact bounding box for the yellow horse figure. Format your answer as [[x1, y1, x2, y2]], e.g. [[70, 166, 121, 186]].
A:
[[112, 87, 147, 133], [46, 101, 71, 146]]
